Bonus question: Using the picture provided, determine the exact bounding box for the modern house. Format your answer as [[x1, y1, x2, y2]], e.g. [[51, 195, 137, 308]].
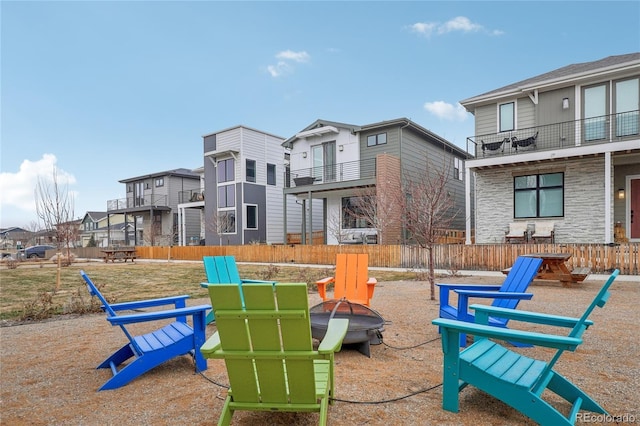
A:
[[283, 118, 471, 245], [106, 169, 202, 246], [79, 211, 134, 247], [176, 166, 205, 246], [202, 125, 298, 245], [460, 53, 640, 244]]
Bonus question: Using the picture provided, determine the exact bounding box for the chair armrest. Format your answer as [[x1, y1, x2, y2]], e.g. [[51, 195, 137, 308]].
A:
[[455, 290, 533, 300], [107, 304, 210, 326], [200, 332, 222, 357], [432, 318, 582, 350], [437, 283, 502, 309], [108, 295, 191, 311], [470, 304, 593, 328], [318, 318, 349, 354], [241, 279, 276, 284], [316, 277, 335, 301], [366, 277, 377, 301]]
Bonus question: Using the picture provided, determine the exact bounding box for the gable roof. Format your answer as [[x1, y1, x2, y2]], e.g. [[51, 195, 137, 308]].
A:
[[202, 124, 285, 140], [282, 119, 360, 147], [119, 168, 200, 183], [82, 211, 107, 222], [460, 52, 640, 110]]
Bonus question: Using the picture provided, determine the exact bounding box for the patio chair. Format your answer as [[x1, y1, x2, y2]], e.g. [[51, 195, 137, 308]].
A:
[[505, 222, 529, 243], [316, 253, 377, 306], [532, 221, 555, 243], [201, 283, 349, 426], [200, 255, 275, 324], [432, 269, 619, 425], [511, 131, 539, 151], [436, 255, 543, 346], [80, 270, 209, 391], [480, 138, 509, 156]]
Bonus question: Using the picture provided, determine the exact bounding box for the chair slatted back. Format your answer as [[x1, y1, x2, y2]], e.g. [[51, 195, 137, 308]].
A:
[[203, 256, 242, 284], [210, 283, 316, 404], [492, 256, 543, 309], [80, 270, 138, 351], [333, 253, 369, 302]]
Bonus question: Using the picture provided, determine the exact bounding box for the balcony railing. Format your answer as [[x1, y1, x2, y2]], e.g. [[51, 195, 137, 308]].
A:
[[107, 195, 169, 211], [467, 110, 639, 158], [178, 190, 205, 203], [287, 158, 377, 188]]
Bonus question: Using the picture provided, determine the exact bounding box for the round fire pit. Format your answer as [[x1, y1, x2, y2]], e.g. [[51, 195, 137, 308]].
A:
[[310, 299, 385, 357]]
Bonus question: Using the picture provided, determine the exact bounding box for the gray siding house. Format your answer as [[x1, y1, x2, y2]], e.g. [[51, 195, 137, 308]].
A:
[[283, 118, 471, 245], [202, 125, 296, 245], [107, 169, 201, 246], [461, 53, 640, 244]]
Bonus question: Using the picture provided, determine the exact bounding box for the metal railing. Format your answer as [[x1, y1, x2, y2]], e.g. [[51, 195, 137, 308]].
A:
[[467, 110, 639, 158], [107, 195, 169, 211], [178, 190, 205, 203], [287, 158, 377, 188]]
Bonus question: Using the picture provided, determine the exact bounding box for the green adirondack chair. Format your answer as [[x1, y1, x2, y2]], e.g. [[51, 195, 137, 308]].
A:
[[200, 255, 275, 324], [201, 283, 349, 426], [432, 269, 619, 425]]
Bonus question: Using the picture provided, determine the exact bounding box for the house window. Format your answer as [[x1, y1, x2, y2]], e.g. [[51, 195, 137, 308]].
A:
[[267, 163, 276, 185], [454, 157, 463, 181], [615, 78, 639, 137], [217, 158, 235, 183], [218, 184, 235, 208], [312, 141, 336, 182], [246, 159, 256, 183], [514, 172, 564, 218], [155, 178, 164, 187], [342, 197, 373, 229], [499, 102, 514, 132], [367, 133, 387, 147], [218, 211, 236, 233], [583, 84, 608, 141], [246, 205, 257, 229], [127, 184, 133, 193]]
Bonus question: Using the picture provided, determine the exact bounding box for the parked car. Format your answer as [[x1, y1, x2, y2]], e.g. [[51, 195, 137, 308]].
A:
[[19, 245, 56, 259]]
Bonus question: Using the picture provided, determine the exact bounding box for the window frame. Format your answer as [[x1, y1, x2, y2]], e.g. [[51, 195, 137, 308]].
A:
[[246, 159, 256, 183], [217, 210, 236, 234], [513, 172, 564, 219], [245, 204, 258, 230], [367, 132, 387, 147], [499, 102, 515, 133], [341, 196, 374, 229], [155, 178, 164, 187], [217, 158, 235, 183], [267, 163, 276, 185]]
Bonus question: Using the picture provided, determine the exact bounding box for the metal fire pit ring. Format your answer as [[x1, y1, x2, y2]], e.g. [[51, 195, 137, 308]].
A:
[[309, 299, 385, 357]]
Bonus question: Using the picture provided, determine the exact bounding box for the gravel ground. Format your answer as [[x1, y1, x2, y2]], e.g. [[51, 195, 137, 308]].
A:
[[1, 274, 638, 425]]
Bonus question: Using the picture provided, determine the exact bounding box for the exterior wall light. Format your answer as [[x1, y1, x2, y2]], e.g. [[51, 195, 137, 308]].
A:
[[562, 98, 570, 110], [618, 188, 625, 199]]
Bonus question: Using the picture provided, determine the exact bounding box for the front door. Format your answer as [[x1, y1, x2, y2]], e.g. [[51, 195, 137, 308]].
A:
[[630, 177, 640, 240]]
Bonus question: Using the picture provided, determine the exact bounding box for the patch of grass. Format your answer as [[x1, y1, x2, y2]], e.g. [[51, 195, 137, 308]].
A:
[[0, 261, 418, 322]]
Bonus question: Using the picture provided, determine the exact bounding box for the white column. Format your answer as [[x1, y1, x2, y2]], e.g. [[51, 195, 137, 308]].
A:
[[465, 166, 472, 245], [604, 151, 612, 244]]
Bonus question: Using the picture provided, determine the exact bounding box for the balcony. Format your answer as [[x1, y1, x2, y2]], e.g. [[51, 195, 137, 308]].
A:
[[107, 195, 169, 211], [467, 110, 639, 159], [179, 190, 205, 204], [286, 158, 377, 189]]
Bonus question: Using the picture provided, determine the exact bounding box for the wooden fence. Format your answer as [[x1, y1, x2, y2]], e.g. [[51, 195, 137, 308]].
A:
[[94, 243, 640, 275]]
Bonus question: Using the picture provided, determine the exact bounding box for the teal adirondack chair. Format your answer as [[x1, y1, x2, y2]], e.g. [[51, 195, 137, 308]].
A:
[[437, 255, 543, 346], [80, 270, 210, 391], [432, 269, 619, 425], [200, 255, 275, 324], [201, 283, 349, 426]]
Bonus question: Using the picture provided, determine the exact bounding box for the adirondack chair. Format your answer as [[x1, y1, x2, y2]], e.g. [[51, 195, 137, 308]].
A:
[[432, 269, 619, 425], [200, 283, 349, 426], [80, 270, 210, 391], [200, 255, 275, 324], [436, 255, 543, 346], [316, 253, 377, 306]]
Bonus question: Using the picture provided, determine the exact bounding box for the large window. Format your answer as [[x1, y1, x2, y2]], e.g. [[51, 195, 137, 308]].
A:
[[246, 205, 257, 229], [267, 163, 276, 185], [615, 78, 639, 137], [367, 133, 387, 147], [246, 159, 256, 182], [454, 157, 463, 181], [155, 178, 164, 187], [583, 84, 607, 141], [218, 158, 235, 183], [342, 197, 373, 229], [312, 141, 336, 183], [218, 184, 235, 208], [514, 172, 564, 218], [499, 102, 514, 132], [218, 211, 236, 233]]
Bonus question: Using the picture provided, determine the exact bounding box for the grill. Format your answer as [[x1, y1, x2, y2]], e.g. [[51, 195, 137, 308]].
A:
[[310, 299, 385, 357]]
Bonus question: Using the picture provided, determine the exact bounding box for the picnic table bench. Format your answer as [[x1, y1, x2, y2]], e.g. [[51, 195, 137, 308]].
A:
[[502, 253, 591, 286], [101, 247, 136, 263]]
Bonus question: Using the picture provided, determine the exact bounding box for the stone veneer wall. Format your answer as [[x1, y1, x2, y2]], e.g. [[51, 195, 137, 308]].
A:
[[474, 156, 608, 244]]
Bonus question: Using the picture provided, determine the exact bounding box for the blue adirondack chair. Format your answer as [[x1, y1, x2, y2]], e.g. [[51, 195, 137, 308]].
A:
[[81, 270, 210, 391], [200, 255, 275, 324], [437, 255, 543, 346], [432, 269, 619, 425]]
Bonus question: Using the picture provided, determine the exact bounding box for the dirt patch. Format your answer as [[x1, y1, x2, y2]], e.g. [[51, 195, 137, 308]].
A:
[[1, 275, 638, 425]]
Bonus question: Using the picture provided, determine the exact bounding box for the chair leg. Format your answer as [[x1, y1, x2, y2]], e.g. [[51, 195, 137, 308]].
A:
[[218, 395, 233, 426], [547, 372, 607, 415], [97, 343, 135, 370]]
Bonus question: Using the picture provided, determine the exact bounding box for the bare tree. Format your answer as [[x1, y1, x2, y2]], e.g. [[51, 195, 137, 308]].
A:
[[399, 160, 459, 300], [204, 211, 236, 246], [326, 209, 348, 244], [349, 183, 402, 245], [34, 167, 75, 260]]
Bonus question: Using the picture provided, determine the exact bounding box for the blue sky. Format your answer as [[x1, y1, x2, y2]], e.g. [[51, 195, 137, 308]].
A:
[[1, 1, 639, 228]]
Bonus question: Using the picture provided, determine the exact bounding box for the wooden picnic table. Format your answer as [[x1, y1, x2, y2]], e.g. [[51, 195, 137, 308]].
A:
[[522, 252, 590, 285], [101, 247, 136, 263]]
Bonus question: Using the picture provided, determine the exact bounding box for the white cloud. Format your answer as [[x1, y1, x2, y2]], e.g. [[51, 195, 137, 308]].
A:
[[423, 101, 469, 121], [0, 154, 77, 215], [409, 16, 502, 37], [266, 50, 311, 77]]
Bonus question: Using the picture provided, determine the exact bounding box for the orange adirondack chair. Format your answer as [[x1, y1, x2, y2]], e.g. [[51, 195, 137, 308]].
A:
[[316, 253, 377, 306]]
